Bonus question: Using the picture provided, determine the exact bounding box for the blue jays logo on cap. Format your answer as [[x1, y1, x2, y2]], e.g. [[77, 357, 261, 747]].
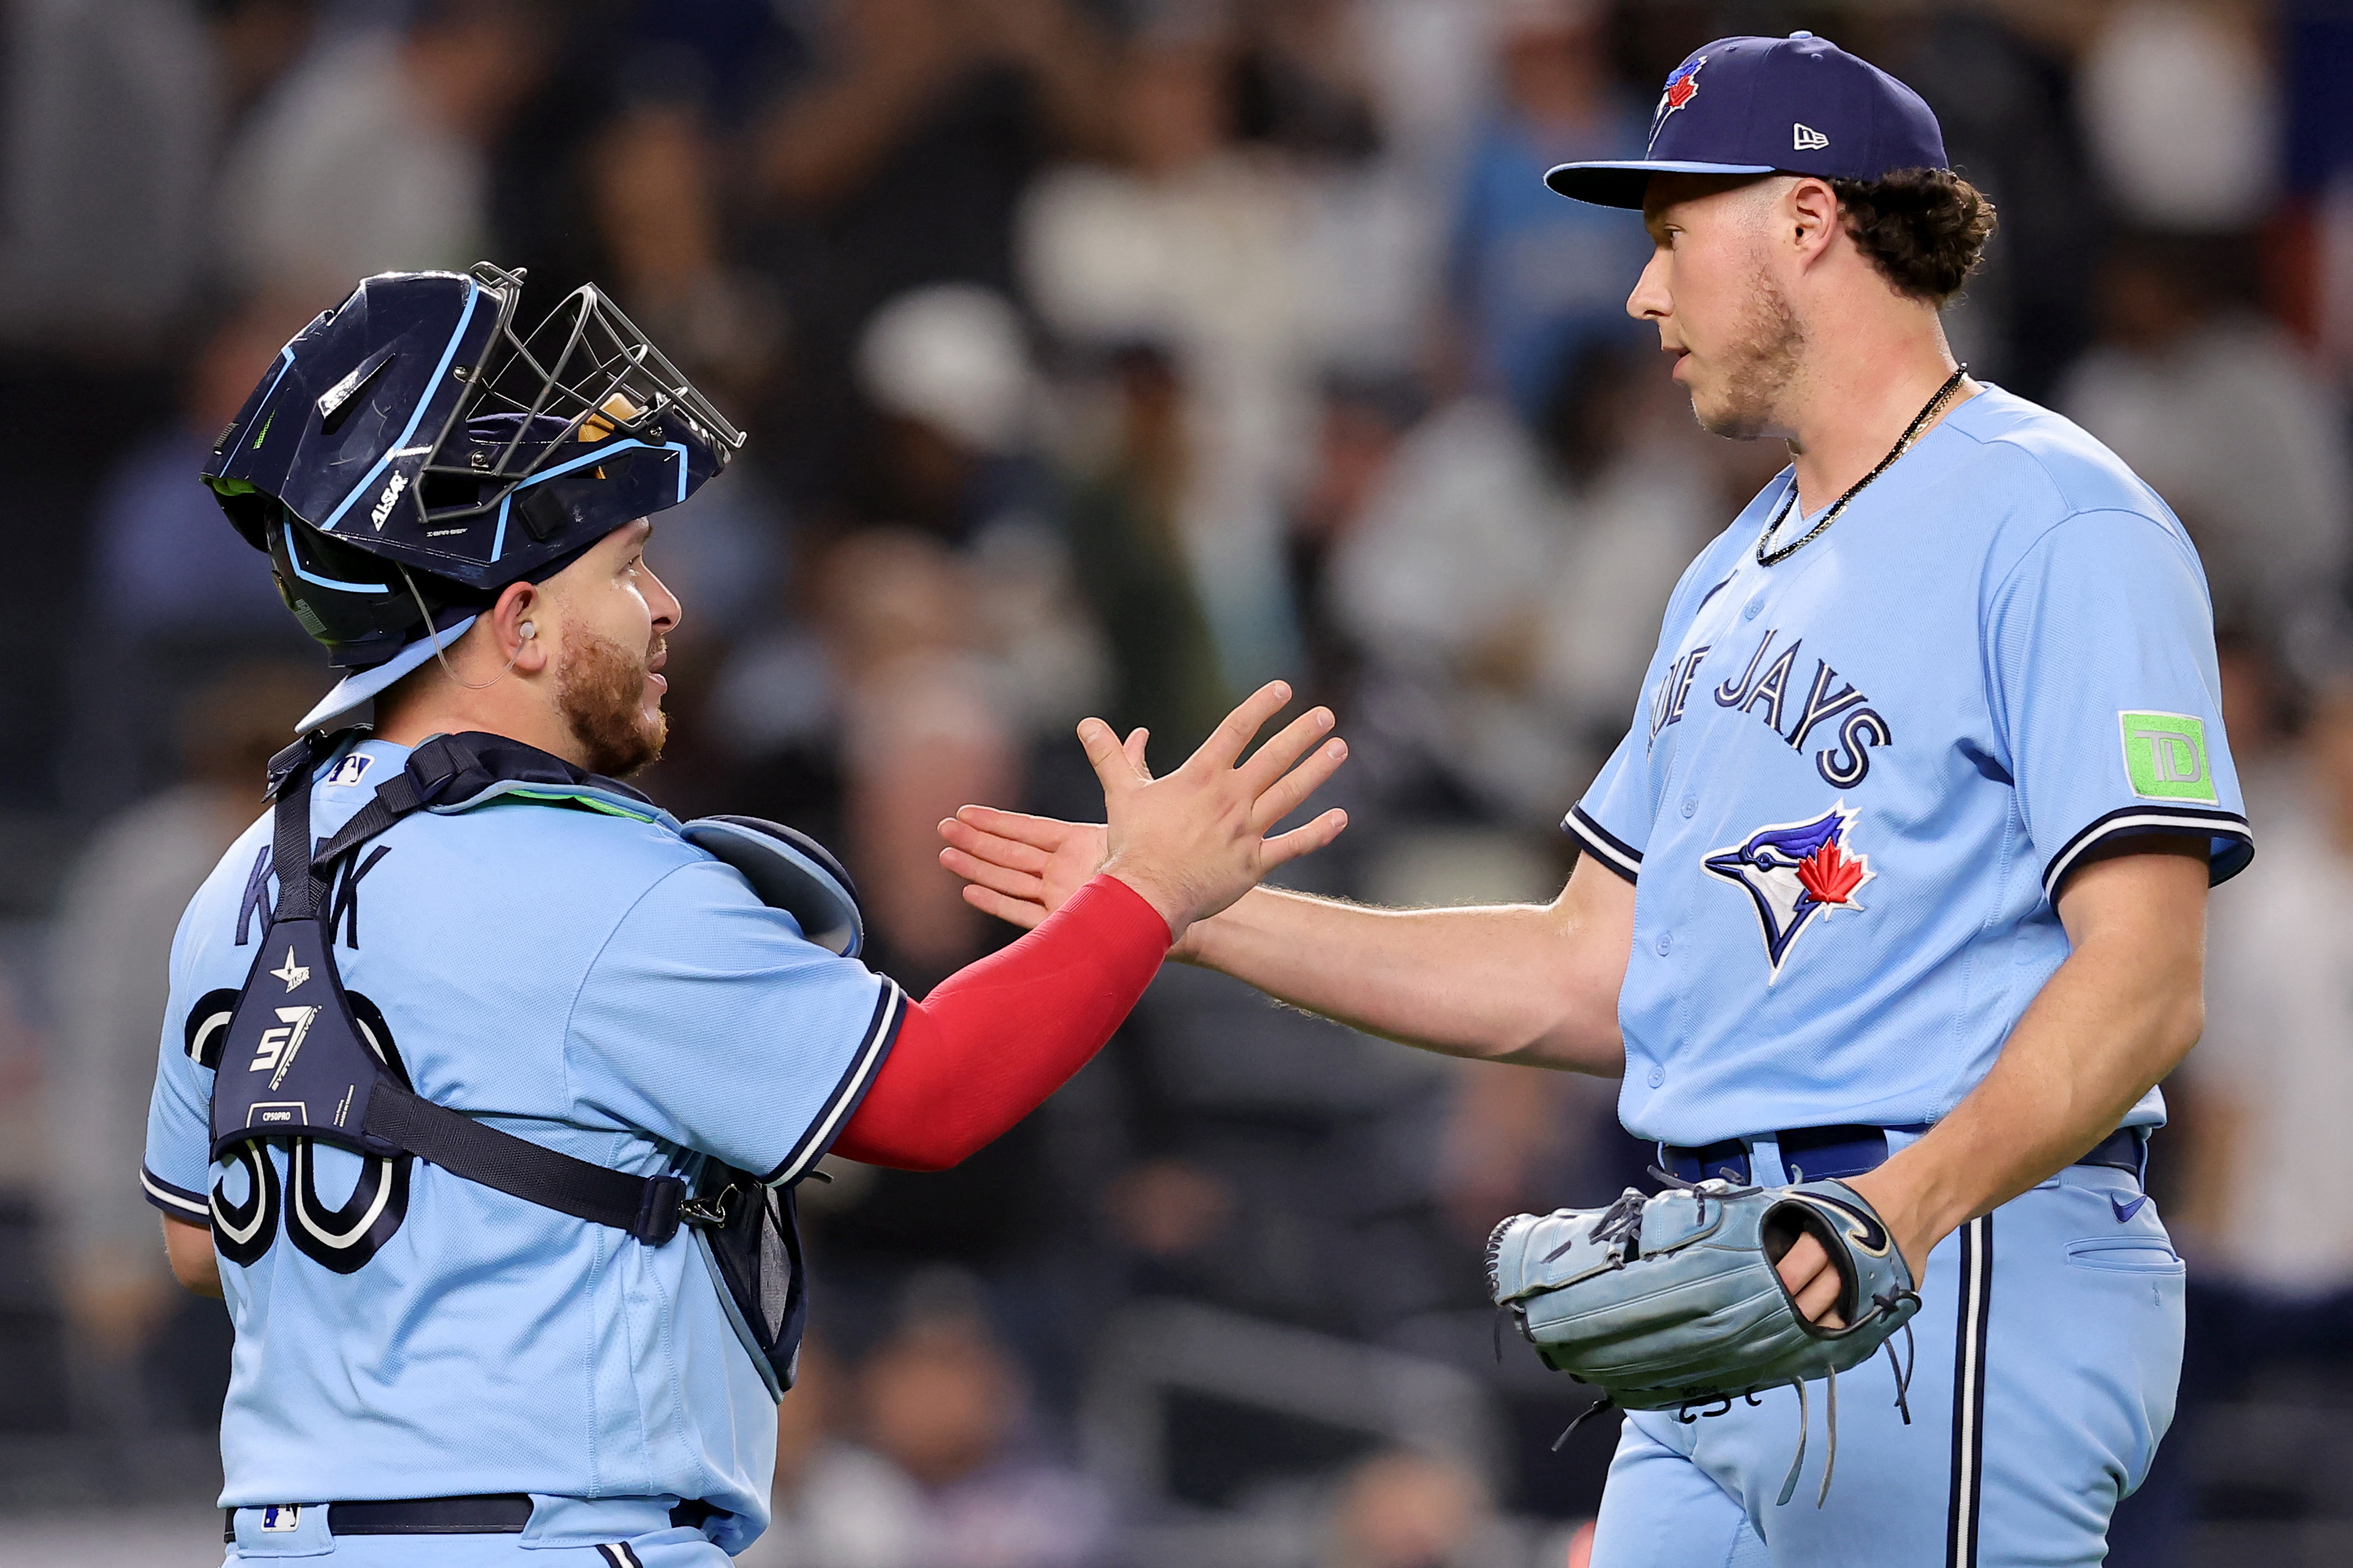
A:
[[1704, 804, 1874, 978], [1649, 55, 1706, 150]]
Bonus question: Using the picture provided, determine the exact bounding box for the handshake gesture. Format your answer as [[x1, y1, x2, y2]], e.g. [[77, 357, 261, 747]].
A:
[[940, 682, 1348, 945]]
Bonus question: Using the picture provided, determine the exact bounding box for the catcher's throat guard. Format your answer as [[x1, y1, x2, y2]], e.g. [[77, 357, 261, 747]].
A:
[[202, 730, 862, 1399], [1489, 1175, 1922, 1506]]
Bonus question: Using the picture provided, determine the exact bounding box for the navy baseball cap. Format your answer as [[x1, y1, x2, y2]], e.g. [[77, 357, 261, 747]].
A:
[[1547, 32, 1947, 210]]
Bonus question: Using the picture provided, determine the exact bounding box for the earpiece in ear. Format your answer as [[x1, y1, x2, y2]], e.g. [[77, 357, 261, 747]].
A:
[[518, 621, 536, 640]]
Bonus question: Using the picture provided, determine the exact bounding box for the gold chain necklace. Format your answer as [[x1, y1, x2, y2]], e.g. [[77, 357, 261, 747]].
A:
[[1755, 366, 1969, 567]]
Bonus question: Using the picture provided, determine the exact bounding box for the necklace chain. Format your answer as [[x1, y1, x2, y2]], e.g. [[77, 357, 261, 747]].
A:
[[1755, 366, 1969, 567]]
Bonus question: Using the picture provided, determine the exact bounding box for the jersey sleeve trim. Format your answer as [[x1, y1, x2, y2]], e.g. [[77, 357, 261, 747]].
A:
[[2042, 804, 2254, 900], [1563, 806, 1642, 884], [758, 977, 905, 1187], [140, 1165, 210, 1222]]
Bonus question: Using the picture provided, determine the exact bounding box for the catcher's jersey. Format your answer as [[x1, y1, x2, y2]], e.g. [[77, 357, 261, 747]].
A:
[[1568, 386, 2250, 1147], [141, 739, 896, 1543]]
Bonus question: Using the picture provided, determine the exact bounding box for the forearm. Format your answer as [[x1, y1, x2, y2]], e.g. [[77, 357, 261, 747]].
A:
[[1863, 846, 2208, 1257], [1179, 862, 1629, 1071], [831, 875, 1169, 1170], [161, 1215, 222, 1299]]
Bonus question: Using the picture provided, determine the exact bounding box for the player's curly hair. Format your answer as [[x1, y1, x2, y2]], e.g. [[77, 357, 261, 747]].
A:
[[1829, 168, 1997, 306]]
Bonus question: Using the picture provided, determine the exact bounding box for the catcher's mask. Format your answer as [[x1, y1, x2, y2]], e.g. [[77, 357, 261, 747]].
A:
[[201, 262, 744, 725]]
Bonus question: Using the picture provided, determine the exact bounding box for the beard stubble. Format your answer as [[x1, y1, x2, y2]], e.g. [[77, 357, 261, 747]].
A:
[[1694, 258, 1806, 441], [557, 627, 666, 777]]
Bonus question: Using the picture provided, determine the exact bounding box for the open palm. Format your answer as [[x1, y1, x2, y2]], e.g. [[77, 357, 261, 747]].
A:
[[939, 805, 1110, 930], [938, 683, 1346, 947]]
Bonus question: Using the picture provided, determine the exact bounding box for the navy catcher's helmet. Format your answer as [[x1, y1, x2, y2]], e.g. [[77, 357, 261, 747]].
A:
[[203, 262, 744, 730]]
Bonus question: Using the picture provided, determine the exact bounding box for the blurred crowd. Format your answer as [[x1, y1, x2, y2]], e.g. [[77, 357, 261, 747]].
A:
[[6, 0, 2353, 1562]]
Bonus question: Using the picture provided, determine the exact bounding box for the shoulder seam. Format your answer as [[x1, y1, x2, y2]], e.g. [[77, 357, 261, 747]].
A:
[[1983, 504, 2197, 610], [1980, 506, 2204, 762]]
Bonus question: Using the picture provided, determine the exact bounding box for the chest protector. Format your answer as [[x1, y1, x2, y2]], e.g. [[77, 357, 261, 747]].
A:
[[203, 730, 865, 1399]]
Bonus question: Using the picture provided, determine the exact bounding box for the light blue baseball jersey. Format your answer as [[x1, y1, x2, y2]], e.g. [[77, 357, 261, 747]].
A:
[[140, 738, 900, 1550], [1566, 386, 2251, 1147]]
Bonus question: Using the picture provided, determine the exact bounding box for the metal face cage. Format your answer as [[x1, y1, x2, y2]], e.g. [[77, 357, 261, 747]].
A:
[[404, 262, 746, 538]]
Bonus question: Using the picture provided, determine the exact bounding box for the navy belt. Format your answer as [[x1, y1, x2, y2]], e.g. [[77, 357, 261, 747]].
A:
[[225, 1496, 717, 1541], [1659, 1123, 2149, 1188]]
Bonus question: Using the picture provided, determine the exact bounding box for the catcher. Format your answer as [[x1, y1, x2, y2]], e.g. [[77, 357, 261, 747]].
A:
[[940, 34, 2248, 1568], [144, 262, 1348, 1563]]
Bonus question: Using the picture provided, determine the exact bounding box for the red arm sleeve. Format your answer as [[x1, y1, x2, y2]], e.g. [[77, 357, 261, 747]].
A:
[[829, 874, 1170, 1171]]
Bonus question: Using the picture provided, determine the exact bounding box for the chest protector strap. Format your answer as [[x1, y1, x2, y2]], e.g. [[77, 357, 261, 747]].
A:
[[209, 732, 857, 1252]]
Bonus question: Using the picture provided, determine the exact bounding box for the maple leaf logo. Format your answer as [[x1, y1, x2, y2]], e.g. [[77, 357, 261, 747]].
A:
[[1796, 840, 1866, 905], [1665, 74, 1698, 111]]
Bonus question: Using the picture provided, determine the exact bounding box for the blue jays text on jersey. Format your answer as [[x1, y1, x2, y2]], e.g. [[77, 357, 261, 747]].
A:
[[1646, 624, 1891, 788], [1568, 385, 2251, 1148]]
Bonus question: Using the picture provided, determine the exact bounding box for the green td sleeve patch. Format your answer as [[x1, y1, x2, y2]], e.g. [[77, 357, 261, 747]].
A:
[[2119, 711, 2217, 803]]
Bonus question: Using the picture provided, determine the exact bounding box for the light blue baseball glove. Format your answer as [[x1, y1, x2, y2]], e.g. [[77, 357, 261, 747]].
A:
[[1487, 1175, 1922, 1506]]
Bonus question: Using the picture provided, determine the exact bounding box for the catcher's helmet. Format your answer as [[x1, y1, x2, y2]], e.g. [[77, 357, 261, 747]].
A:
[[203, 261, 744, 730]]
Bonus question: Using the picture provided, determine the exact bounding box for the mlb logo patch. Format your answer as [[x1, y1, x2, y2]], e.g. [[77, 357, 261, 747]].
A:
[[260, 1505, 301, 1532], [327, 754, 374, 788]]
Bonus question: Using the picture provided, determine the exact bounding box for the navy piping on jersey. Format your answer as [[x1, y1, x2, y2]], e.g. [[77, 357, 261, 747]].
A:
[[758, 978, 905, 1186], [597, 1543, 644, 1568], [2041, 804, 2253, 900], [1691, 572, 1737, 615], [140, 1164, 210, 1222], [1563, 806, 1642, 884]]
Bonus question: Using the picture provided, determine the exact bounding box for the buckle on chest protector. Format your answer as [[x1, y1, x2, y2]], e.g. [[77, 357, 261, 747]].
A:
[[638, 1175, 688, 1247], [679, 1182, 738, 1228]]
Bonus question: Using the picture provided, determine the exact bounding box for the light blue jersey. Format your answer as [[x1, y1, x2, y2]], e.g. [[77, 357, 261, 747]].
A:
[[1566, 386, 2252, 1147], [141, 739, 900, 1554]]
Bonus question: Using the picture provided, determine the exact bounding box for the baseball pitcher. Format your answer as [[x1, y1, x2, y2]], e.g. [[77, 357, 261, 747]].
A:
[[941, 34, 2250, 1568]]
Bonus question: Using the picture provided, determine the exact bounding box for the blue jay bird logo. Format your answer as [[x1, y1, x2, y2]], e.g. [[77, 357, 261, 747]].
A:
[[1703, 804, 1874, 979], [1648, 55, 1706, 149]]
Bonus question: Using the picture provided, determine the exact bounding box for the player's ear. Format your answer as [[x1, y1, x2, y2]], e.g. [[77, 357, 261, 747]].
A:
[[490, 581, 547, 674], [1786, 177, 1841, 264]]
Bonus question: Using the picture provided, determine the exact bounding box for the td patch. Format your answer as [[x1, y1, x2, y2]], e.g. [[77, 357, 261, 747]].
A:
[[2118, 712, 2216, 803]]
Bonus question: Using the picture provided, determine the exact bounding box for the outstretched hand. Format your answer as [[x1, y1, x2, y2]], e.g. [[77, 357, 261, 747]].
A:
[[937, 681, 1348, 946]]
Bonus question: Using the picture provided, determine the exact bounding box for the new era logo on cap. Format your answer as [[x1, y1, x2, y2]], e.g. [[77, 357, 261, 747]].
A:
[[1548, 31, 1948, 210]]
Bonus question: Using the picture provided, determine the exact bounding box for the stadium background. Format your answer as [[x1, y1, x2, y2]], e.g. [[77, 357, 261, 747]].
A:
[[1, 0, 2350, 1562]]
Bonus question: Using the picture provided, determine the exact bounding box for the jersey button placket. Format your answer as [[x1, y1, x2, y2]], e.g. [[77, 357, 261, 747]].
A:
[[1655, 932, 1671, 956], [1646, 1067, 1665, 1088]]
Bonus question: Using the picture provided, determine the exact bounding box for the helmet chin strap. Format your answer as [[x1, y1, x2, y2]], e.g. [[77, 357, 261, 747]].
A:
[[399, 566, 531, 693]]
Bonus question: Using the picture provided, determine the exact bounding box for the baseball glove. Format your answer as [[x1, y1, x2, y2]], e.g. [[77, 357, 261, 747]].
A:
[[1487, 1174, 1921, 1506]]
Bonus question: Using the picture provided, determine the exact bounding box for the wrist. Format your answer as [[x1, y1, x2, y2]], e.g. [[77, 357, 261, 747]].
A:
[[1099, 860, 1189, 946], [1839, 1164, 1948, 1284]]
